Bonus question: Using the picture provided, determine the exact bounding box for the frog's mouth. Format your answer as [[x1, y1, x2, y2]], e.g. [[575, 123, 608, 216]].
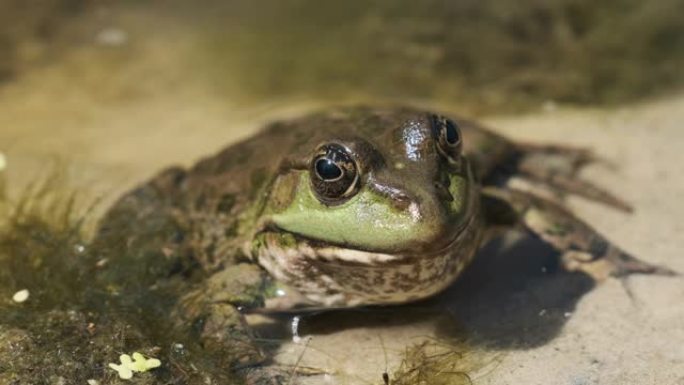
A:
[[253, 206, 482, 307], [254, 187, 481, 269], [290, 198, 480, 266]]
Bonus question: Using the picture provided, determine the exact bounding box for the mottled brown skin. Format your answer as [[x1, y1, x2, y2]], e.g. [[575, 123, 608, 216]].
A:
[[95, 106, 674, 383]]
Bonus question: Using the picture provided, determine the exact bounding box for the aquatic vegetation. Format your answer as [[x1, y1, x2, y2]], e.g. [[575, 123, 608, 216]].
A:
[[389, 339, 500, 385], [0, 175, 243, 384]]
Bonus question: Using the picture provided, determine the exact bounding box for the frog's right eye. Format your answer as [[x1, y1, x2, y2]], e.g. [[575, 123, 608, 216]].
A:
[[310, 144, 360, 204], [431, 114, 463, 161]]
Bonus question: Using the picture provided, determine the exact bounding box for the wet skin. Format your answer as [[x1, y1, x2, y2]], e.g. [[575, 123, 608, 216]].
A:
[[95, 106, 674, 381]]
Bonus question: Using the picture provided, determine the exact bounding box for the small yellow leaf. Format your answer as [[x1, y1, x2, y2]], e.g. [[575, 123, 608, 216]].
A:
[[108, 363, 133, 380], [109, 351, 162, 379], [119, 354, 133, 366], [145, 358, 161, 369]]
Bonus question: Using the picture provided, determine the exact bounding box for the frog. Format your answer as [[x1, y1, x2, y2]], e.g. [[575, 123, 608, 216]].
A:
[[94, 106, 675, 383]]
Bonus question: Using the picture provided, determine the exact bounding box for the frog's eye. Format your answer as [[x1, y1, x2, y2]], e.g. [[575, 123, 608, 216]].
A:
[[310, 144, 360, 203], [431, 114, 463, 160]]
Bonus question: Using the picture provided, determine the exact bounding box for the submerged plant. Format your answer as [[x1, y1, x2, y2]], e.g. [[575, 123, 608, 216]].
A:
[[387, 338, 501, 385]]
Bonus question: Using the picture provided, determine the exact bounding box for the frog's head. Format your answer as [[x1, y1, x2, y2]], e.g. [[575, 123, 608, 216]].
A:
[[257, 107, 481, 307]]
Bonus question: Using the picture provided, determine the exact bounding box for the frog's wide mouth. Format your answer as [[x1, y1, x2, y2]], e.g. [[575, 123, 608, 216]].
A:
[[254, 211, 482, 308], [266, 200, 480, 267]]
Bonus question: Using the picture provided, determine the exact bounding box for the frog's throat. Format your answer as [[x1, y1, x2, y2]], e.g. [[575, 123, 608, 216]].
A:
[[249, 204, 483, 308]]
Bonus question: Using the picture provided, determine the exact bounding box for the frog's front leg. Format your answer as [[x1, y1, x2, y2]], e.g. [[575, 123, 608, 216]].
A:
[[482, 187, 677, 280], [173, 263, 287, 384]]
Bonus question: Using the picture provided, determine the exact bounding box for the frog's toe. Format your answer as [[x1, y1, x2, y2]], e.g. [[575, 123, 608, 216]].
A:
[[561, 249, 678, 281], [608, 251, 678, 278]]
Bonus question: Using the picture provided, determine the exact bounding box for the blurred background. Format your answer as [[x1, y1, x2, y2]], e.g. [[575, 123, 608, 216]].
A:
[[1, 0, 683, 199], [2, 0, 683, 109]]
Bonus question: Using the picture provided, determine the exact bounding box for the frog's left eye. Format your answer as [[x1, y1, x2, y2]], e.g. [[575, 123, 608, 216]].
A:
[[310, 144, 360, 204], [431, 115, 463, 160]]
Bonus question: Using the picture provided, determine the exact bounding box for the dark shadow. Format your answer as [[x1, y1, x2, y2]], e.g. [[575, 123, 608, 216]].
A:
[[434, 233, 596, 349], [253, 233, 596, 352], [253, 305, 456, 341]]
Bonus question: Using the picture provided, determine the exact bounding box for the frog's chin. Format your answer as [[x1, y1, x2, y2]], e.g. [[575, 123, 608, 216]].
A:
[[252, 211, 482, 308], [289, 230, 468, 265]]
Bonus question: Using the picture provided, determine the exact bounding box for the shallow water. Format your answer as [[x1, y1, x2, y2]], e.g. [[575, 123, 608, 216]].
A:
[[1, 1, 683, 384]]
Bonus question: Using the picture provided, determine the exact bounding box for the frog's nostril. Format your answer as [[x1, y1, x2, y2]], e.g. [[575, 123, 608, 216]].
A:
[[390, 193, 412, 211], [434, 182, 454, 202]]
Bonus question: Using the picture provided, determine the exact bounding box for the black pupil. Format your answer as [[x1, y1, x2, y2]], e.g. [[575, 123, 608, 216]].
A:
[[445, 120, 460, 145], [316, 158, 343, 180]]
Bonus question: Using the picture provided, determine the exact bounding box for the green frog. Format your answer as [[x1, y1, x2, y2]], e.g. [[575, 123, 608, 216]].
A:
[[95, 106, 674, 382]]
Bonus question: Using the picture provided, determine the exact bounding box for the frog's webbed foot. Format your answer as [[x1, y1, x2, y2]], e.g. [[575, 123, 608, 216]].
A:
[[482, 188, 678, 281], [173, 263, 273, 368], [512, 142, 633, 212]]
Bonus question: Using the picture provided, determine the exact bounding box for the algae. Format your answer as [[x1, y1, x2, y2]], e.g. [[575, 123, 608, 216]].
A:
[[388, 339, 497, 385], [0, 174, 246, 384]]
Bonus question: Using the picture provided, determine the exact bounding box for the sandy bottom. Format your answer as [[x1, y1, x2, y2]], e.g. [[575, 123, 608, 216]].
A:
[[0, 8, 683, 384]]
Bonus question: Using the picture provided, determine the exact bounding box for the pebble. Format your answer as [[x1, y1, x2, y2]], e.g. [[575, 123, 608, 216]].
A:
[[95, 28, 128, 47], [12, 289, 30, 303]]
